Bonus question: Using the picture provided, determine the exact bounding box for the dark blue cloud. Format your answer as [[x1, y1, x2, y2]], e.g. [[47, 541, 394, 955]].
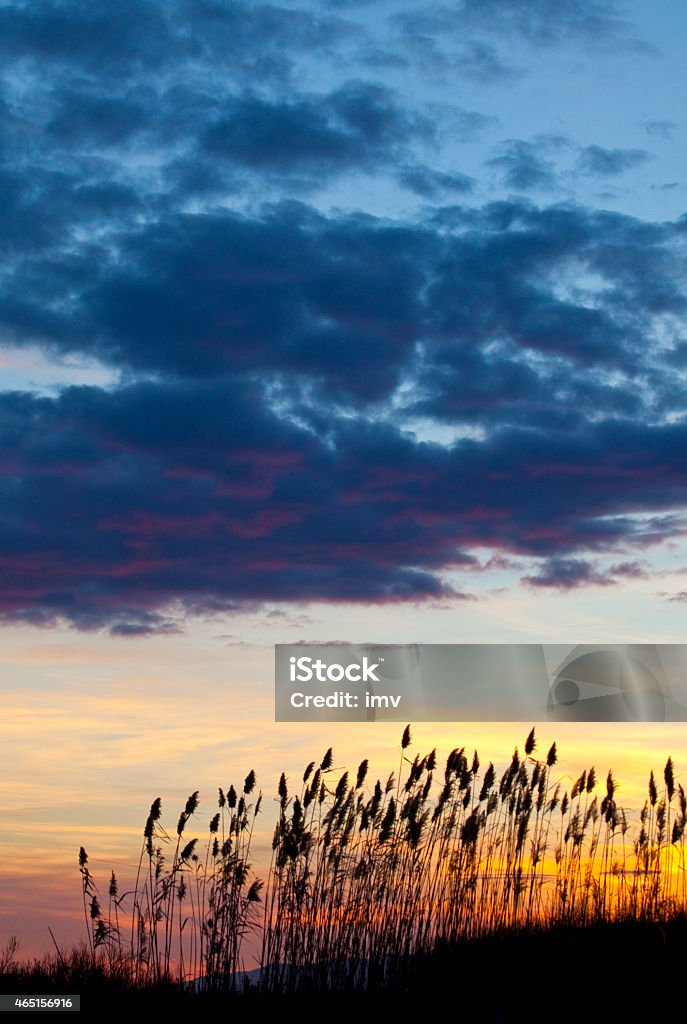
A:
[[0, 1, 174, 74], [642, 120, 676, 140], [413, 0, 631, 46], [487, 140, 560, 192], [0, 0, 355, 84], [577, 145, 650, 176], [200, 83, 432, 178], [522, 558, 611, 589], [0, 0, 683, 630], [47, 91, 153, 149], [393, 29, 517, 83], [397, 165, 474, 198], [2, 375, 687, 630], [1, 200, 685, 419], [523, 557, 655, 589], [7, 198, 684, 359], [438, 108, 497, 141]]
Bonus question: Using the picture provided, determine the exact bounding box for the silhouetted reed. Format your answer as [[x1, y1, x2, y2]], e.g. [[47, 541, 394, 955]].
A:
[[75, 727, 687, 992]]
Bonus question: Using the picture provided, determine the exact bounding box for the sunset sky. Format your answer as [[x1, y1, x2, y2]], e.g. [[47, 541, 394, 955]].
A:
[[1, 0, 687, 958]]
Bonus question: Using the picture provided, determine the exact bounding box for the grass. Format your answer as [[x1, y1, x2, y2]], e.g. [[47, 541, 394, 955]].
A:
[[4, 726, 687, 1016], [5, 919, 687, 1022]]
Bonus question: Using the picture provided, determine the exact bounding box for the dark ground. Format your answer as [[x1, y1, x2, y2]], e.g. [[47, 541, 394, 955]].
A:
[[2, 917, 685, 1022]]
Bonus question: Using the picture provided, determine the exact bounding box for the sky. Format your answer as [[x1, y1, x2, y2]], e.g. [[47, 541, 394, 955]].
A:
[[1, 0, 687, 958]]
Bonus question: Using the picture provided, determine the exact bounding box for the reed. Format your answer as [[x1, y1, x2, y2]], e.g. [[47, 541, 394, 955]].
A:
[[73, 727, 687, 992]]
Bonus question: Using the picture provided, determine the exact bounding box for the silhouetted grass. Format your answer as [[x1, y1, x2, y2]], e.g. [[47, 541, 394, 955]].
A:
[[5, 918, 687, 1022], [4, 726, 687, 1015]]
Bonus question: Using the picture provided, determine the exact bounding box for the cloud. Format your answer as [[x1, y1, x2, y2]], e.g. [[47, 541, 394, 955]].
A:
[[576, 145, 650, 176], [46, 91, 153, 149], [392, 25, 517, 83], [0, 1, 356, 85], [486, 135, 602, 197], [522, 557, 612, 589], [397, 165, 474, 198], [2, 362, 687, 628], [200, 82, 432, 179], [0, 378, 465, 631], [4, 199, 684, 410], [522, 557, 653, 590], [642, 119, 677, 140], [487, 140, 560, 192], [0, 0, 683, 630], [395, 0, 634, 58], [2, 203, 437, 399], [607, 560, 651, 578], [437, 107, 498, 141], [454, 0, 633, 46]]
